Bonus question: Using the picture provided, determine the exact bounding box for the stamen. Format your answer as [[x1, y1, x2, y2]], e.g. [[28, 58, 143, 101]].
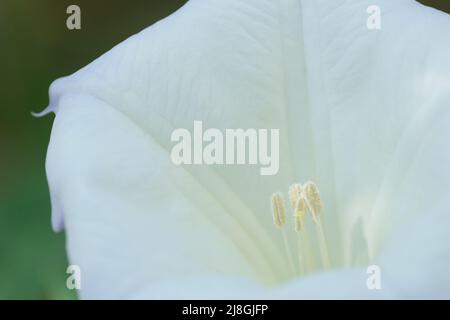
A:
[[314, 216, 331, 269], [271, 193, 296, 276], [293, 197, 307, 274], [271, 181, 331, 277], [303, 182, 331, 269], [293, 197, 307, 232], [271, 193, 286, 228], [297, 226, 315, 273], [304, 181, 322, 224], [288, 183, 303, 208]]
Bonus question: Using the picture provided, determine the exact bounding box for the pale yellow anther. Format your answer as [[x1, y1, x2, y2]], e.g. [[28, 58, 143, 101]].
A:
[[303, 181, 322, 224], [271, 193, 286, 228], [294, 198, 307, 232], [271, 192, 296, 275], [289, 183, 307, 232], [288, 184, 302, 209]]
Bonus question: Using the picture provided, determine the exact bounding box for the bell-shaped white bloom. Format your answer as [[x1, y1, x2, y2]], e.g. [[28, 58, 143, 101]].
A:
[[42, 0, 450, 299]]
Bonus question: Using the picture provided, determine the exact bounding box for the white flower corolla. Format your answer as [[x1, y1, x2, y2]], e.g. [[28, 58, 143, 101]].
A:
[[41, 0, 450, 299]]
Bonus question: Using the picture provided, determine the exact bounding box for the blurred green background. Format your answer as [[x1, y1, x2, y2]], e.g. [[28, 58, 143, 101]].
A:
[[0, 0, 448, 300]]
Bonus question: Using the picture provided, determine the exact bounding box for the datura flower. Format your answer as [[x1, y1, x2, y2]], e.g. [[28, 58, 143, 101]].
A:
[[40, 0, 450, 299]]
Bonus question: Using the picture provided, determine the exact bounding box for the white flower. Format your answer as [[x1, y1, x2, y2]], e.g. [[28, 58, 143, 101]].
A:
[[42, 0, 450, 299]]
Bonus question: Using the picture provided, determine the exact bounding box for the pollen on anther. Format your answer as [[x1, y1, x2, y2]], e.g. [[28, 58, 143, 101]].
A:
[[304, 181, 322, 222], [294, 197, 307, 232], [271, 193, 286, 228], [288, 184, 303, 209]]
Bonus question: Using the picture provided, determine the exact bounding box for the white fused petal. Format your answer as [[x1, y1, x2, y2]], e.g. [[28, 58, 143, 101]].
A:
[[300, 0, 450, 269], [47, 94, 288, 298], [375, 96, 450, 299], [47, 0, 308, 254], [131, 269, 395, 299], [44, 0, 450, 298]]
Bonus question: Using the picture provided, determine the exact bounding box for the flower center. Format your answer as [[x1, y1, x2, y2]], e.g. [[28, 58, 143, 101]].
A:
[[271, 182, 331, 276]]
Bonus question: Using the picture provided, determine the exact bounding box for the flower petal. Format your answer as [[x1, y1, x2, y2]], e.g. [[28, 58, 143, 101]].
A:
[[46, 0, 317, 264], [375, 93, 450, 298], [130, 269, 395, 299], [47, 94, 294, 298], [44, 0, 450, 298], [301, 0, 450, 267]]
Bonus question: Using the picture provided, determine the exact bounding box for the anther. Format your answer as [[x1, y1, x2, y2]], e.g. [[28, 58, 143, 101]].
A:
[[303, 181, 322, 224], [294, 198, 307, 232], [271, 193, 296, 276], [302, 182, 330, 269], [271, 193, 286, 228], [288, 184, 302, 208]]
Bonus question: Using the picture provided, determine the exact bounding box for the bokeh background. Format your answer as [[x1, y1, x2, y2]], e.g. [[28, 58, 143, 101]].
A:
[[0, 0, 449, 300]]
